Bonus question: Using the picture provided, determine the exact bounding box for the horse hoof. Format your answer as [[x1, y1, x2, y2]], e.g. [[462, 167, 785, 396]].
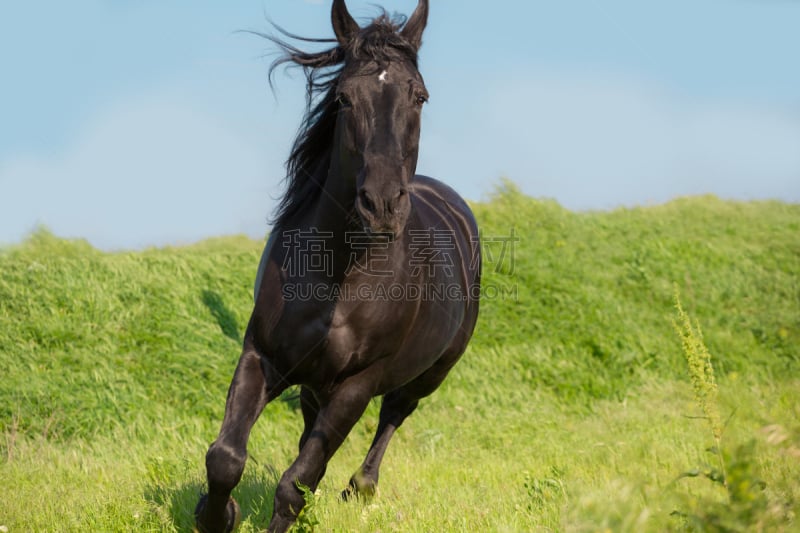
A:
[[341, 474, 376, 502], [340, 485, 354, 502], [194, 494, 241, 533]]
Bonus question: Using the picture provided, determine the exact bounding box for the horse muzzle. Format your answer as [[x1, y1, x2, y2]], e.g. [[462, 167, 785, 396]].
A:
[[355, 184, 411, 236]]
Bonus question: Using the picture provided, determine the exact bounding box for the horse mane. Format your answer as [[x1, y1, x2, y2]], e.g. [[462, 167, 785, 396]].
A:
[[264, 11, 420, 228]]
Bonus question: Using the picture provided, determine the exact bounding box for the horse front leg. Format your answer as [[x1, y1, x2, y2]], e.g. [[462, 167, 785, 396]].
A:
[[267, 379, 374, 533], [195, 350, 286, 533]]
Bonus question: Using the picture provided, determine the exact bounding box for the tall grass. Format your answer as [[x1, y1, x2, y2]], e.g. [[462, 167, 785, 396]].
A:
[[1, 188, 798, 531]]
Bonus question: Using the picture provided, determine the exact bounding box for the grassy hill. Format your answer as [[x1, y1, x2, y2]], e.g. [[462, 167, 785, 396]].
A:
[[1, 187, 798, 531]]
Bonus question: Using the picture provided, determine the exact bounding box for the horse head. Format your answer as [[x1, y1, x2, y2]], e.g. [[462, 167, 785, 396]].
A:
[[331, 0, 429, 235]]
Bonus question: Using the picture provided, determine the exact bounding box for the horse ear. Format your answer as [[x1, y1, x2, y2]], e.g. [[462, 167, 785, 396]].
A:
[[400, 0, 429, 51], [332, 0, 359, 46]]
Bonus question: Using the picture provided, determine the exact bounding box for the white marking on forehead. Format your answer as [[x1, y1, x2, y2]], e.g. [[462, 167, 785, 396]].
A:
[[378, 70, 388, 82]]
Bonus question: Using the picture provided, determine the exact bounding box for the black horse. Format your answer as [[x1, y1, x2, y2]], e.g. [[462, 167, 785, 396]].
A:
[[195, 1, 480, 531]]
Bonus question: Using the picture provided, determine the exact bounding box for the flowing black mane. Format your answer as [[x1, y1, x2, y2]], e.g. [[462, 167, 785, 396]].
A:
[[266, 12, 420, 228]]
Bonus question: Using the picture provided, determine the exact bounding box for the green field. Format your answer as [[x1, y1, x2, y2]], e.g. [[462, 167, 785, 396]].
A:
[[1, 186, 798, 532]]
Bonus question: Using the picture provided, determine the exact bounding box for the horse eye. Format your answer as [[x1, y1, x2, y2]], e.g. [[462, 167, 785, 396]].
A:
[[415, 94, 428, 106], [337, 93, 351, 107]]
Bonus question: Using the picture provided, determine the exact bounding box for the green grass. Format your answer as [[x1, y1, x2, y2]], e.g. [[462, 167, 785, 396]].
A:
[[1, 187, 798, 531]]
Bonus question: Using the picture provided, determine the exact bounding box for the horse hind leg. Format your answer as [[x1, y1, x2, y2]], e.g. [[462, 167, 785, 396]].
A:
[[297, 386, 319, 451], [343, 352, 462, 500], [296, 386, 329, 484], [195, 350, 285, 533], [342, 388, 419, 500]]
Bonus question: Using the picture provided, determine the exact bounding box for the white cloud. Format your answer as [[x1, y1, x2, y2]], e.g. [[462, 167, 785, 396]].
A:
[[3, 71, 797, 251], [420, 72, 800, 209], [0, 92, 280, 249]]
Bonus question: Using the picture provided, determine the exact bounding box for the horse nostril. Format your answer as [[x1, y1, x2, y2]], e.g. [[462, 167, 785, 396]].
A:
[[359, 189, 377, 214], [386, 188, 408, 215]]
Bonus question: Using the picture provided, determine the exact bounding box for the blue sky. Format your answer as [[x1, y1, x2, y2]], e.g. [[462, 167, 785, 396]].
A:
[[2, 0, 799, 249]]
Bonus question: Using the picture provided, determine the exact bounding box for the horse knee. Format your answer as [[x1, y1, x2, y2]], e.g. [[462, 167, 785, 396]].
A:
[[206, 441, 247, 492]]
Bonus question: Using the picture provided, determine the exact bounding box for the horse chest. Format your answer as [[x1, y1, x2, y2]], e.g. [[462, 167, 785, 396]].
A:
[[255, 298, 389, 381]]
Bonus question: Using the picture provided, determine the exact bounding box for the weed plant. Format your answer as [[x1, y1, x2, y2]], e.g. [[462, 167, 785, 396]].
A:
[[671, 291, 792, 532]]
